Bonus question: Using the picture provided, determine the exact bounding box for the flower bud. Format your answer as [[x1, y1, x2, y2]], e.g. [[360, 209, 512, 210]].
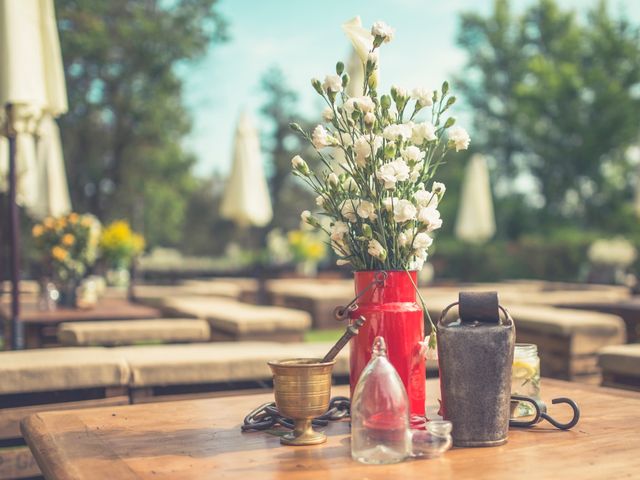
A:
[[336, 61, 345, 75], [327, 172, 339, 187], [289, 122, 304, 134], [446, 96, 456, 107], [441, 81, 449, 95], [342, 73, 350, 88], [291, 155, 309, 175], [311, 78, 323, 95], [384, 144, 396, 159], [380, 95, 391, 109], [362, 224, 373, 238], [444, 117, 456, 128]]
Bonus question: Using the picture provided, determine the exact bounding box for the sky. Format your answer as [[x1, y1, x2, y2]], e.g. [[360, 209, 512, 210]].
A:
[[181, 0, 640, 178]]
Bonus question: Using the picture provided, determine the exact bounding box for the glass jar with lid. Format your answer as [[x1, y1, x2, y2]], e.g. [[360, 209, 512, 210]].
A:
[[511, 343, 540, 417]]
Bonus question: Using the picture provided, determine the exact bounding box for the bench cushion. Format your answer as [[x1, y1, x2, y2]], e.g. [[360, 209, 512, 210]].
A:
[[160, 297, 311, 335], [113, 342, 348, 387], [0, 348, 130, 394], [598, 344, 640, 377], [57, 319, 211, 346]]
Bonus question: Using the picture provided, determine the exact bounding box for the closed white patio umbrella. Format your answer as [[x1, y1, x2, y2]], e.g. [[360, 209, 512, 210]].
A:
[[0, 0, 69, 349], [455, 154, 496, 244], [220, 111, 273, 228]]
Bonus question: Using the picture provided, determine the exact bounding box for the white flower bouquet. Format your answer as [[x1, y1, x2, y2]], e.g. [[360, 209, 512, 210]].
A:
[[290, 17, 470, 272]]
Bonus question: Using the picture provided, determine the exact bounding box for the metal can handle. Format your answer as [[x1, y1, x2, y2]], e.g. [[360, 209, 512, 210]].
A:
[[438, 301, 513, 326]]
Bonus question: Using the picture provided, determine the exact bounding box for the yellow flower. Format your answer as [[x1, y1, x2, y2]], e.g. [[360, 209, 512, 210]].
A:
[[32, 224, 44, 238], [68, 213, 79, 224], [61, 233, 75, 247], [81, 216, 94, 227], [56, 218, 67, 230], [287, 230, 304, 246], [43, 217, 55, 229], [51, 246, 68, 262]]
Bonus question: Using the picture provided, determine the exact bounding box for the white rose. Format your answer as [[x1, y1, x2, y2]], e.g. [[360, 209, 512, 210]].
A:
[[323, 74, 343, 93], [411, 87, 434, 107], [322, 107, 334, 122], [448, 126, 470, 151], [414, 189, 438, 207], [382, 196, 398, 211], [315, 195, 325, 207], [393, 199, 417, 223], [327, 172, 339, 187], [401, 146, 425, 164], [312, 125, 333, 149], [412, 122, 437, 144], [371, 21, 395, 43], [340, 200, 358, 223], [417, 206, 443, 232], [432, 182, 446, 195], [367, 239, 387, 259], [413, 232, 433, 250], [356, 200, 377, 221]]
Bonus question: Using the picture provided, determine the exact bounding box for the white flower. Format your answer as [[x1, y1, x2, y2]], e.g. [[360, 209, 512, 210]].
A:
[[382, 123, 412, 141], [300, 210, 312, 224], [312, 125, 333, 149], [410, 164, 423, 183], [336, 258, 351, 266], [417, 206, 443, 232], [412, 122, 437, 144], [414, 189, 438, 207], [401, 146, 425, 164], [322, 107, 334, 122], [448, 126, 470, 151], [391, 85, 408, 99], [327, 172, 339, 187], [382, 196, 398, 211], [367, 51, 379, 66], [354, 136, 371, 166], [432, 182, 446, 195], [413, 232, 433, 250], [398, 230, 411, 247], [364, 112, 376, 125], [376, 159, 410, 189], [371, 21, 395, 43], [330, 221, 349, 241], [315, 195, 325, 207], [336, 131, 353, 148], [291, 155, 308, 173], [340, 200, 358, 223], [393, 199, 417, 223], [411, 87, 434, 107], [323, 74, 343, 93], [356, 200, 377, 221], [355, 96, 375, 113], [367, 239, 387, 259], [342, 177, 358, 192]]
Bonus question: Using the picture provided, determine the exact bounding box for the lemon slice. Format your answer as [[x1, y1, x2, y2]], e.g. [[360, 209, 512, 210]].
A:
[[513, 360, 537, 379]]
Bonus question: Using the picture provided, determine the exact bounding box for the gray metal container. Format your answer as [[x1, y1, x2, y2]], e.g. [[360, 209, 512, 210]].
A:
[[437, 291, 515, 447]]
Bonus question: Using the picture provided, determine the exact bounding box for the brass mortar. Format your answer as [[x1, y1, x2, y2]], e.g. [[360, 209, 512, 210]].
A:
[[268, 358, 335, 446]]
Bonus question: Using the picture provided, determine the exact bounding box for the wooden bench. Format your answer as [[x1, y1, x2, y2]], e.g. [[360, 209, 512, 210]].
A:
[[57, 319, 211, 346], [598, 344, 640, 391], [112, 341, 349, 404], [156, 296, 311, 342], [0, 348, 130, 479]]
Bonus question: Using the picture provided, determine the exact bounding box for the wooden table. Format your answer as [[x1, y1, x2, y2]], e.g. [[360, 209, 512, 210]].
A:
[[21, 379, 640, 479], [1, 298, 161, 348]]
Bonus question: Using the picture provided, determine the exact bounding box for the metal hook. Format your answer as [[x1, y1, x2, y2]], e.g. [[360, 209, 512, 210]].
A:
[[334, 271, 388, 321], [509, 395, 580, 430], [541, 398, 580, 430]]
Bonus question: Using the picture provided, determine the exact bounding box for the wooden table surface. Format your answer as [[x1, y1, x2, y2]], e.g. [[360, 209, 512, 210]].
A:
[[1, 297, 161, 348], [21, 379, 640, 480]]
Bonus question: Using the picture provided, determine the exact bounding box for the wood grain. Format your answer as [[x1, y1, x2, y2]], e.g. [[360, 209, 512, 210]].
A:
[[20, 379, 640, 480]]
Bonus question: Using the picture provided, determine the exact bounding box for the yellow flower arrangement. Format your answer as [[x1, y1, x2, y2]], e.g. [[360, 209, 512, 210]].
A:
[[99, 220, 145, 268], [31, 212, 102, 282]]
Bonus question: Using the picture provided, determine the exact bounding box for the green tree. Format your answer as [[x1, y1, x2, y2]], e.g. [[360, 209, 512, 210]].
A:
[[56, 0, 227, 246], [457, 0, 640, 232]]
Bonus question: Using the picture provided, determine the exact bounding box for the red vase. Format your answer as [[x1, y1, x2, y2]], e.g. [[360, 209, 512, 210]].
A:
[[349, 270, 426, 423]]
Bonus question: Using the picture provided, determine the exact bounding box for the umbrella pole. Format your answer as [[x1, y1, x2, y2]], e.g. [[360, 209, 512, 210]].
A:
[[5, 104, 23, 350]]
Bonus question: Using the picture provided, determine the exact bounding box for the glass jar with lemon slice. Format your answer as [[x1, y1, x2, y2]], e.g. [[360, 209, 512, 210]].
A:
[[511, 344, 540, 417]]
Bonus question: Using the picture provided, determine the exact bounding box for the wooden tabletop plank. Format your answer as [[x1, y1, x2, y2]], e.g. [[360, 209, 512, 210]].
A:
[[21, 379, 640, 480]]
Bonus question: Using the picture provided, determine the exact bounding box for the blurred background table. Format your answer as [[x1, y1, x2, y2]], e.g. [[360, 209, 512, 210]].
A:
[[21, 379, 640, 480], [1, 297, 161, 349]]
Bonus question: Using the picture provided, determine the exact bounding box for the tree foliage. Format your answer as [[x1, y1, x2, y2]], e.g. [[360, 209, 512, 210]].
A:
[[457, 0, 640, 232], [56, 0, 227, 246]]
